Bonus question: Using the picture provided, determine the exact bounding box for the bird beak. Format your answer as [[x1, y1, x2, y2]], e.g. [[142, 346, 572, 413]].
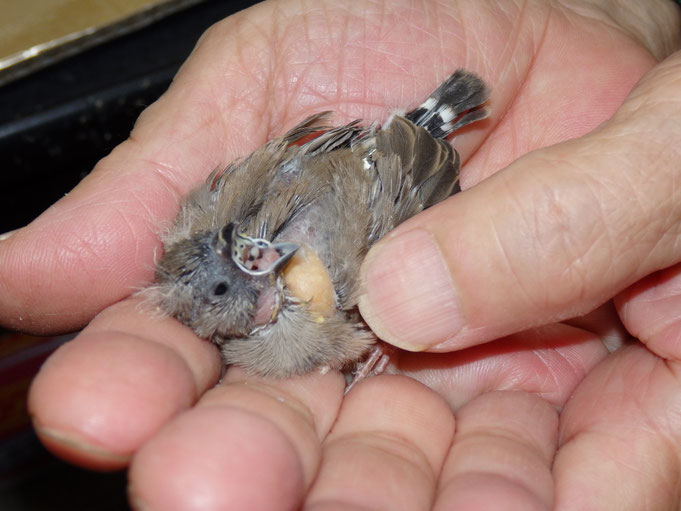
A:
[[269, 242, 299, 274]]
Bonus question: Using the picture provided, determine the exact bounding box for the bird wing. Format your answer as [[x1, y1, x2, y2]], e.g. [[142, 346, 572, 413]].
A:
[[366, 115, 459, 243]]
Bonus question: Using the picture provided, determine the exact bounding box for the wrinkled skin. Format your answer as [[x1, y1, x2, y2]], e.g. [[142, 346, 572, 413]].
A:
[[2, 0, 681, 509]]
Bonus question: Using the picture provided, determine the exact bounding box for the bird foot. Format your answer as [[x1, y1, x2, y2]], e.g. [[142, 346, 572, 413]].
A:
[[345, 343, 392, 394]]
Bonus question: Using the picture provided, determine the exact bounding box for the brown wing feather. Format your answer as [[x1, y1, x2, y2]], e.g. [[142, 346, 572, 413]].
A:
[[367, 115, 459, 240]]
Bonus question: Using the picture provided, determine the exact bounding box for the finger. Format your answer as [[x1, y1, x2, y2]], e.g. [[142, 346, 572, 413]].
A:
[[554, 344, 681, 510], [434, 391, 557, 511], [615, 263, 681, 360], [359, 52, 681, 353], [128, 368, 345, 511], [27, 297, 221, 470], [305, 375, 454, 511]]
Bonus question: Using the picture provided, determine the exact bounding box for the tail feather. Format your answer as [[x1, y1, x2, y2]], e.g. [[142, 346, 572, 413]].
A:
[[405, 69, 489, 139]]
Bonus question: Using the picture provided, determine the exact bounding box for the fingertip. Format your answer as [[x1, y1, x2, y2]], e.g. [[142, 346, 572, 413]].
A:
[[306, 375, 454, 511], [32, 422, 131, 471], [128, 361, 350, 511], [615, 264, 681, 360], [129, 401, 306, 511], [358, 228, 464, 352], [27, 331, 201, 469], [337, 374, 456, 471], [434, 391, 557, 511]]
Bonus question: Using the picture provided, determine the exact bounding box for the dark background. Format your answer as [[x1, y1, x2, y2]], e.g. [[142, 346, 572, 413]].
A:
[[0, 0, 257, 234], [0, 1, 257, 509]]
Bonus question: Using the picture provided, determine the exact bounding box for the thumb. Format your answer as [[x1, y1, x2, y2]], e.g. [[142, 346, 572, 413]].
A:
[[358, 52, 681, 352]]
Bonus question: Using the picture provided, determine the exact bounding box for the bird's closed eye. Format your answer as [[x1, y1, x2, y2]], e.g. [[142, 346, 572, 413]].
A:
[[213, 282, 229, 296]]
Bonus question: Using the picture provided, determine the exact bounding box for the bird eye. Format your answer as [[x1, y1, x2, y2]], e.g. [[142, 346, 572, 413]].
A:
[[213, 282, 229, 296]]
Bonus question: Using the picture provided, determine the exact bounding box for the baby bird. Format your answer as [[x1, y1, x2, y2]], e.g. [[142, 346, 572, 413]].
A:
[[148, 70, 489, 378]]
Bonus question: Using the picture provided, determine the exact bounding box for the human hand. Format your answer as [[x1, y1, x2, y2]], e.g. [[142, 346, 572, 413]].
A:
[[3, 0, 680, 509], [356, 1, 681, 509]]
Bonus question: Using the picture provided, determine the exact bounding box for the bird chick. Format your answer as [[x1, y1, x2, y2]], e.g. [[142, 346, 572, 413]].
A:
[[146, 70, 490, 379]]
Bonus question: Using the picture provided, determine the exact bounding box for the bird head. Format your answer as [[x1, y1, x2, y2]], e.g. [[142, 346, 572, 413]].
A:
[[152, 223, 298, 340]]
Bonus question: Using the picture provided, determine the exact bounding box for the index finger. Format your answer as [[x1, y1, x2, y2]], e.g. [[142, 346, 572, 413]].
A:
[[27, 297, 222, 469]]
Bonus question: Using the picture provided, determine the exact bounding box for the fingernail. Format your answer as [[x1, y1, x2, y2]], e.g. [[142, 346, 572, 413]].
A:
[[33, 422, 131, 468], [0, 229, 17, 241], [358, 228, 464, 351]]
